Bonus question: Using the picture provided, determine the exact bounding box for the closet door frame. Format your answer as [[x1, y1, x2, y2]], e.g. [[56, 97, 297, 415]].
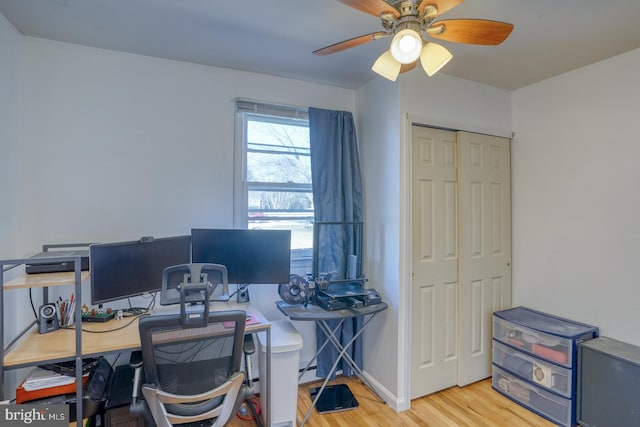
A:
[[403, 121, 512, 401]]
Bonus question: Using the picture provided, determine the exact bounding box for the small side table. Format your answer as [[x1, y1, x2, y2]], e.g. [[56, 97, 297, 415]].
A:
[[276, 300, 388, 426]]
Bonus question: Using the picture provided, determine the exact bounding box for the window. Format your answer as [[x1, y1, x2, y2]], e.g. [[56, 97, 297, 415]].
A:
[[235, 100, 313, 263]]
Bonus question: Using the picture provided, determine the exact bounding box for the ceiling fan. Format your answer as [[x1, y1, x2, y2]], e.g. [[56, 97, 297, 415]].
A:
[[314, 0, 514, 81]]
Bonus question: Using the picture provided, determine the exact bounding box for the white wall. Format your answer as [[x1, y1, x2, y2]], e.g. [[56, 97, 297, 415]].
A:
[[0, 11, 30, 398], [17, 37, 355, 253], [356, 77, 401, 401], [511, 48, 640, 345], [400, 71, 512, 139], [356, 70, 512, 410], [4, 35, 356, 384], [0, 11, 20, 258]]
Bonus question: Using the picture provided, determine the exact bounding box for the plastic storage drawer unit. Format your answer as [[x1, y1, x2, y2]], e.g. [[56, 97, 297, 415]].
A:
[[493, 364, 572, 426], [493, 340, 572, 398], [493, 307, 598, 368]]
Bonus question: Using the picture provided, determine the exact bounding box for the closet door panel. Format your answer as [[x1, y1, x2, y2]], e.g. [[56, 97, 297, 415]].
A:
[[457, 131, 512, 386], [411, 126, 459, 398]]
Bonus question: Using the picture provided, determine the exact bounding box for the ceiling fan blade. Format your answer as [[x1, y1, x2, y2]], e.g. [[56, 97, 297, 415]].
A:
[[337, 0, 400, 18], [399, 61, 418, 74], [313, 31, 389, 55], [418, 0, 464, 17], [428, 19, 514, 45]]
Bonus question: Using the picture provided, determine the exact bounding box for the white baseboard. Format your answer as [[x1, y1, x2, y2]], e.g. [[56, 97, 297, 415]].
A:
[[361, 370, 404, 412], [298, 367, 321, 384]]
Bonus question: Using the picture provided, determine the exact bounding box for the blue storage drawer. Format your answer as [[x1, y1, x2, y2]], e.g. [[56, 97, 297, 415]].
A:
[[493, 306, 598, 368], [493, 364, 573, 426], [493, 339, 572, 398]]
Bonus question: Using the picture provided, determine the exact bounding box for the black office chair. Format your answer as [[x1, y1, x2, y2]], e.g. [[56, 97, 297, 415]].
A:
[[131, 309, 247, 427]]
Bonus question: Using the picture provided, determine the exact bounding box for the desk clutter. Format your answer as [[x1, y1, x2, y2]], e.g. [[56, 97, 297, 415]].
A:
[[81, 304, 116, 322], [3, 234, 286, 427], [15, 357, 115, 423], [278, 273, 382, 311], [6, 224, 374, 426], [15, 356, 143, 426]]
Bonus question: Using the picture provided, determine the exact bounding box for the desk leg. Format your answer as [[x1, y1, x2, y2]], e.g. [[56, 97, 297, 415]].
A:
[[317, 315, 386, 404], [265, 327, 271, 427], [300, 339, 350, 427], [298, 319, 345, 380], [299, 313, 385, 427]]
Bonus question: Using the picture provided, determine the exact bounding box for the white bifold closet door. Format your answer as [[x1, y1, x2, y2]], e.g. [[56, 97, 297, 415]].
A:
[[410, 126, 511, 399]]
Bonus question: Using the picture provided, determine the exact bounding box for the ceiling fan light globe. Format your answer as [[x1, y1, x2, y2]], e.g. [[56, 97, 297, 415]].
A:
[[372, 50, 401, 81], [390, 29, 422, 64], [420, 42, 453, 77]]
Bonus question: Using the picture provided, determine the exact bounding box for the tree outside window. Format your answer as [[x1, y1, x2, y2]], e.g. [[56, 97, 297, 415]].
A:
[[239, 109, 313, 259]]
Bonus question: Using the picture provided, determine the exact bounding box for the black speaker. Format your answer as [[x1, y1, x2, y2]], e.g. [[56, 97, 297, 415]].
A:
[[38, 303, 60, 334], [236, 285, 250, 303]]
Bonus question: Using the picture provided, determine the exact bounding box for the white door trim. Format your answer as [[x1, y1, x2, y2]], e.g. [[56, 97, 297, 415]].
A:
[[397, 113, 414, 412]]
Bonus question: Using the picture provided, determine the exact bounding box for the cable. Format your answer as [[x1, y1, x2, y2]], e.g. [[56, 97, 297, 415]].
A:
[[122, 292, 157, 316], [236, 396, 261, 422], [28, 288, 37, 318]]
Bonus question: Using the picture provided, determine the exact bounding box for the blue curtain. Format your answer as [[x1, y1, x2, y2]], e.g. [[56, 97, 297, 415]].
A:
[[309, 107, 364, 379]]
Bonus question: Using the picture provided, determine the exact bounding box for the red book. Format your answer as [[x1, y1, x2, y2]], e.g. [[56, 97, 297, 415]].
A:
[[531, 343, 568, 364]]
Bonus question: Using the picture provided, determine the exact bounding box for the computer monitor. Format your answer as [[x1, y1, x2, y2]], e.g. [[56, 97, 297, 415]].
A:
[[191, 228, 291, 286], [89, 235, 191, 305]]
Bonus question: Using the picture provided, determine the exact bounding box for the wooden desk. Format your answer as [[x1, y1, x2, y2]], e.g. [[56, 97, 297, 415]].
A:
[[3, 301, 272, 426], [2, 271, 90, 290], [3, 318, 140, 368], [5, 302, 269, 366]]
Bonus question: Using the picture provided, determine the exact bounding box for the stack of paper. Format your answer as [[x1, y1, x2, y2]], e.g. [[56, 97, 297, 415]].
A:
[[21, 367, 75, 391]]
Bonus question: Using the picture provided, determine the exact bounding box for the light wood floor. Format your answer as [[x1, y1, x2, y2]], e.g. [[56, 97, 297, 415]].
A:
[[228, 376, 557, 427]]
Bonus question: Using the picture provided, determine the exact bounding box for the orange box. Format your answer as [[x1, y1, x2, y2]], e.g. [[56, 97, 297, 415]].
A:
[[16, 374, 89, 404]]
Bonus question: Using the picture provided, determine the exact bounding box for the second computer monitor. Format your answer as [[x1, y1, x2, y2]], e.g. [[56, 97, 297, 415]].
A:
[[191, 228, 291, 285]]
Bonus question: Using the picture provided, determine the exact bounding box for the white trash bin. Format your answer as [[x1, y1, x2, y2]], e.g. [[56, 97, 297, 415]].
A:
[[258, 319, 303, 427]]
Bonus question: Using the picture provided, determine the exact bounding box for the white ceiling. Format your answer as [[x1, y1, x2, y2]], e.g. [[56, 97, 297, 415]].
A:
[[1, 0, 640, 90]]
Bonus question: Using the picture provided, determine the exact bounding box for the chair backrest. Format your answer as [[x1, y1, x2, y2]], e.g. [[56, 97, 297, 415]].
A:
[[138, 309, 247, 424], [160, 263, 230, 307]]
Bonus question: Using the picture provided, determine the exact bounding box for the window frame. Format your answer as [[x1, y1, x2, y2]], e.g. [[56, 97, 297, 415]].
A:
[[234, 100, 313, 267]]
